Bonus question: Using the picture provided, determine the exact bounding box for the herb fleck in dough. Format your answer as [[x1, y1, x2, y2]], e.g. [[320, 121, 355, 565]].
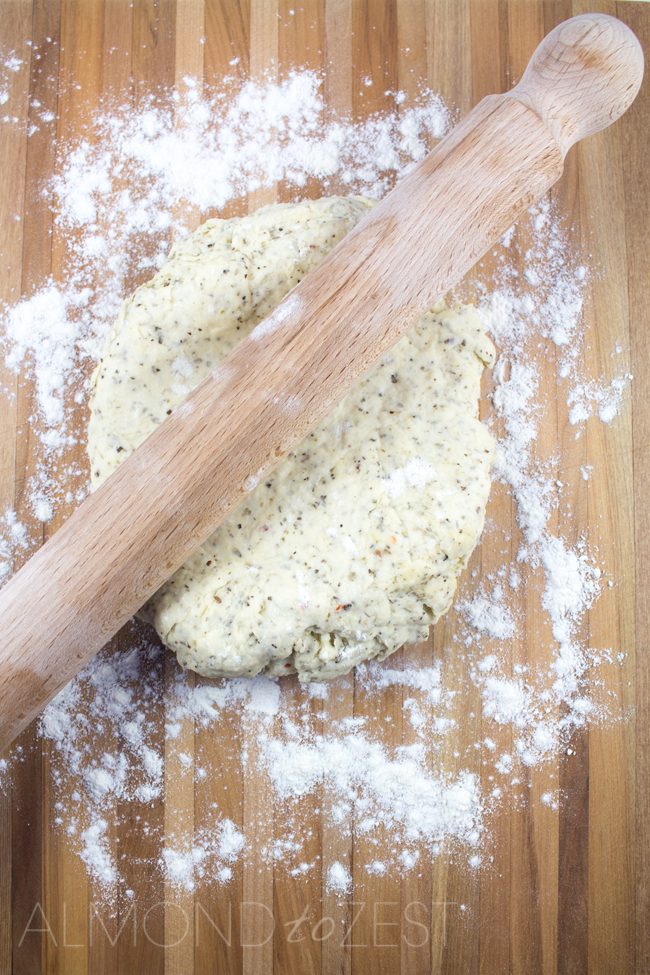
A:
[[88, 196, 495, 681]]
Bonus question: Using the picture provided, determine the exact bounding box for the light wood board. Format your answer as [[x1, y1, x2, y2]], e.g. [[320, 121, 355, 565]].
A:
[[0, 1, 648, 973]]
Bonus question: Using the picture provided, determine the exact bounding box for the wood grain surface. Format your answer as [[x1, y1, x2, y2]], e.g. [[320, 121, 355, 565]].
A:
[[0, 1, 648, 973]]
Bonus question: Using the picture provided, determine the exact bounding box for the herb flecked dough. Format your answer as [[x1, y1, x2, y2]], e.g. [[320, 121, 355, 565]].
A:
[[88, 197, 495, 680]]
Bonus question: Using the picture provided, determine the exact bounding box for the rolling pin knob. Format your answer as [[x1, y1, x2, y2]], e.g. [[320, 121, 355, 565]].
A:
[[509, 13, 644, 157]]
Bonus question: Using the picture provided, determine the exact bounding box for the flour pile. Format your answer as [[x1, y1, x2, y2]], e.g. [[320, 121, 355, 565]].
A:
[[0, 66, 632, 898], [457, 203, 623, 775]]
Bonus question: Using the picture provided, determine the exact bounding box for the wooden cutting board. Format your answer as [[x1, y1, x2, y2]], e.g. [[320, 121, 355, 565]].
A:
[[0, 1, 648, 974]]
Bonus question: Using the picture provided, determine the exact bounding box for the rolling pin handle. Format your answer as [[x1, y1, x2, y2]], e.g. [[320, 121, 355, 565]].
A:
[[508, 13, 644, 157]]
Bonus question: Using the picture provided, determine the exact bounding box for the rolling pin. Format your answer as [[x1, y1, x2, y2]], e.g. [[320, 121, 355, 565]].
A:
[[0, 14, 643, 754]]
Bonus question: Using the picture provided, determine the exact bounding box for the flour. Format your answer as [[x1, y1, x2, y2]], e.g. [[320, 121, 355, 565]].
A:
[[2, 284, 95, 427], [264, 732, 481, 846], [383, 456, 437, 499], [0, 511, 30, 585], [540, 535, 600, 623], [461, 592, 516, 640], [163, 819, 245, 893], [0, 50, 23, 109], [457, 201, 621, 766], [568, 374, 632, 427], [356, 660, 443, 704], [52, 72, 449, 301], [79, 821, 116, 886], [326, 861, 351, 894]]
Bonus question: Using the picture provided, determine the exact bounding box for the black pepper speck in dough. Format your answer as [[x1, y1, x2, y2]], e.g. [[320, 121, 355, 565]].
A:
[[88, 196, 496, 681]]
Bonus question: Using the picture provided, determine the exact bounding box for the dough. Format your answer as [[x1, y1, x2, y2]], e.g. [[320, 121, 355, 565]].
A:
[[88, 196, 495, 681]]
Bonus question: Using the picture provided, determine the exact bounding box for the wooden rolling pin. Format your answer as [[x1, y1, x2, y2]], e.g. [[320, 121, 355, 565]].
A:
[[0, 14, 643, 753]]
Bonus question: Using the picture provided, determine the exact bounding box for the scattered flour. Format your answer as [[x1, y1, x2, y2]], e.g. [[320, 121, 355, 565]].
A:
[[383, 456, 436, 498], [162, 819, 245, 893], [0, 510, 30, 585], [264, 732, 481, 847], [568, 374, 632, 427], [327, 861, 351, 894], [461, 592, 516, 640], [458, 201, 621, 766], [0, 70, 450, 532], [2, 285, 94, 426]]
